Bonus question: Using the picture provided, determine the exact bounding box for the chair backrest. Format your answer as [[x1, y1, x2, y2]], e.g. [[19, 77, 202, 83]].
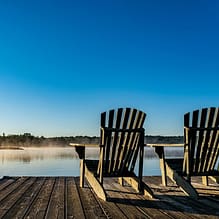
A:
[[100, 108, 146, 176], [183, 107, 219, 176]]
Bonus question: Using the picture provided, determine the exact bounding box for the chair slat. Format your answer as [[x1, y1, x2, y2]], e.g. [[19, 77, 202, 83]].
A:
[[195, 108, 207, 173], [101, 112, 106, 127], [113, 108, 131, 171], [183, 112, 190, 174], [118, 108, 133, 169], [130, 112, 146, 172], [104, 109, 114, 172], [118, 109, 138, 172], [124, 110, 140, 168], [202, 108, 217, 172], [209, 108, 219, 170], [210, 134, 219, 170], [120, 109, 139, 173], [97, 113, 106, 176], [126, 111, 144, 171], [108, 108, 123, 173], [190, 109, 199, 173]]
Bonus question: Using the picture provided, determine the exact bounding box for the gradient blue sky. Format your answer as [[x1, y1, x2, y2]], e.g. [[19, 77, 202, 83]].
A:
[[0, 0, 218, 137]]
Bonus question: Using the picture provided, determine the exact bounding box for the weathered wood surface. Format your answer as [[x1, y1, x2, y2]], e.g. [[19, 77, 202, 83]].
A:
[[0, 176, 218, 219]]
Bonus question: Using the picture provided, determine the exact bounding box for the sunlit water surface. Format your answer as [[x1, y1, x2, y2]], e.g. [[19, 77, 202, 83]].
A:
[[0, 147, 183, 177]]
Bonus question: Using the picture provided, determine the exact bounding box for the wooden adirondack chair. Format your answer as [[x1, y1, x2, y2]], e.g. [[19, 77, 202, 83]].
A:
[[155, 107, 219, 198], [71, 108, 154, 201]]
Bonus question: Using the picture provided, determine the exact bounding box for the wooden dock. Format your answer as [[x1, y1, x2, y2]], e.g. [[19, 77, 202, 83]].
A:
[[0, 176, 218, 219]]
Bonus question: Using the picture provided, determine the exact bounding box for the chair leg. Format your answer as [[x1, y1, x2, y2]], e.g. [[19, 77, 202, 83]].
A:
[[160, 159, 167, 186], [166, 163, 198, 198], [80, 159, 85, 187], [85, 165, 107, 201], [123, 177, 154, 198], [155, 146, 167, 186]]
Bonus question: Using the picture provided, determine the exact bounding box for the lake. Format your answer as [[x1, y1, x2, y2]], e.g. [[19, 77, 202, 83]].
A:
[[0, 147, 184, 177]]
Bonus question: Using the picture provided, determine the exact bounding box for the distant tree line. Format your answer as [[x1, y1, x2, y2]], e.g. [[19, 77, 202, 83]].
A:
[[145, 135, 183, 144], [0, 133, 99, 147], [0, 133, 183, 147]]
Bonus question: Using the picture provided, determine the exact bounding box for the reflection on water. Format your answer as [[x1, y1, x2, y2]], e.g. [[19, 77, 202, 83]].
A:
[[0, 147, 183, 177], [0, 147, 79, 163]]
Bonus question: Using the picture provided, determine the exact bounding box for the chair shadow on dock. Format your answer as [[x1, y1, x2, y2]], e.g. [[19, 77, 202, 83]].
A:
[[95, 176, 219, 218]]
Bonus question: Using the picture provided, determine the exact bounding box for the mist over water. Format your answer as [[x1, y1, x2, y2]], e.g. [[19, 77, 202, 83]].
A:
[[0, 146, 184, 177]]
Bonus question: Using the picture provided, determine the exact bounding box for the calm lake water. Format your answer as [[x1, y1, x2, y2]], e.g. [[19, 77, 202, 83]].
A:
[[0, 147, 184, 177]]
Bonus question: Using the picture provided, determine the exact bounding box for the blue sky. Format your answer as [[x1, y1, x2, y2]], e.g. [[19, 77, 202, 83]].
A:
[[0, 0, 218, 137]]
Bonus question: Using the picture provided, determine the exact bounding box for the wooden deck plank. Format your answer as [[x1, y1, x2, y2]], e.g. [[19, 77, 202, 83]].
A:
[[92, 179, 128, 219], [101, 178, 145, 218], [112, 178, 177, 219], [0, 177, 17, 191], [66, 177, 86, 219], [115, 177, 195, 219], [0, 176, 218, 219], [148, 176, 219, 219], [0, 177, 27, 203], [148, 177, 205, 219], [110, 178, 166, 219], [2, 177, 45, 219], [144, 176, 201, 219], [97, 198, 128, 219], [0, 177, 36, 218], [45, 177, 65, 219], [75, 177, 107, 218], [24, 177, 56, 219]]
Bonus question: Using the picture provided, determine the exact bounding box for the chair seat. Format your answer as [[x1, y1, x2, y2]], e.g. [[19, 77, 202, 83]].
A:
[[166, 158, 219, 176]]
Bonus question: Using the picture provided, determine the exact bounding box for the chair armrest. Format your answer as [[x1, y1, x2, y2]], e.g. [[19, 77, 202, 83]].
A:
[[69, 143, 99, 147]]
